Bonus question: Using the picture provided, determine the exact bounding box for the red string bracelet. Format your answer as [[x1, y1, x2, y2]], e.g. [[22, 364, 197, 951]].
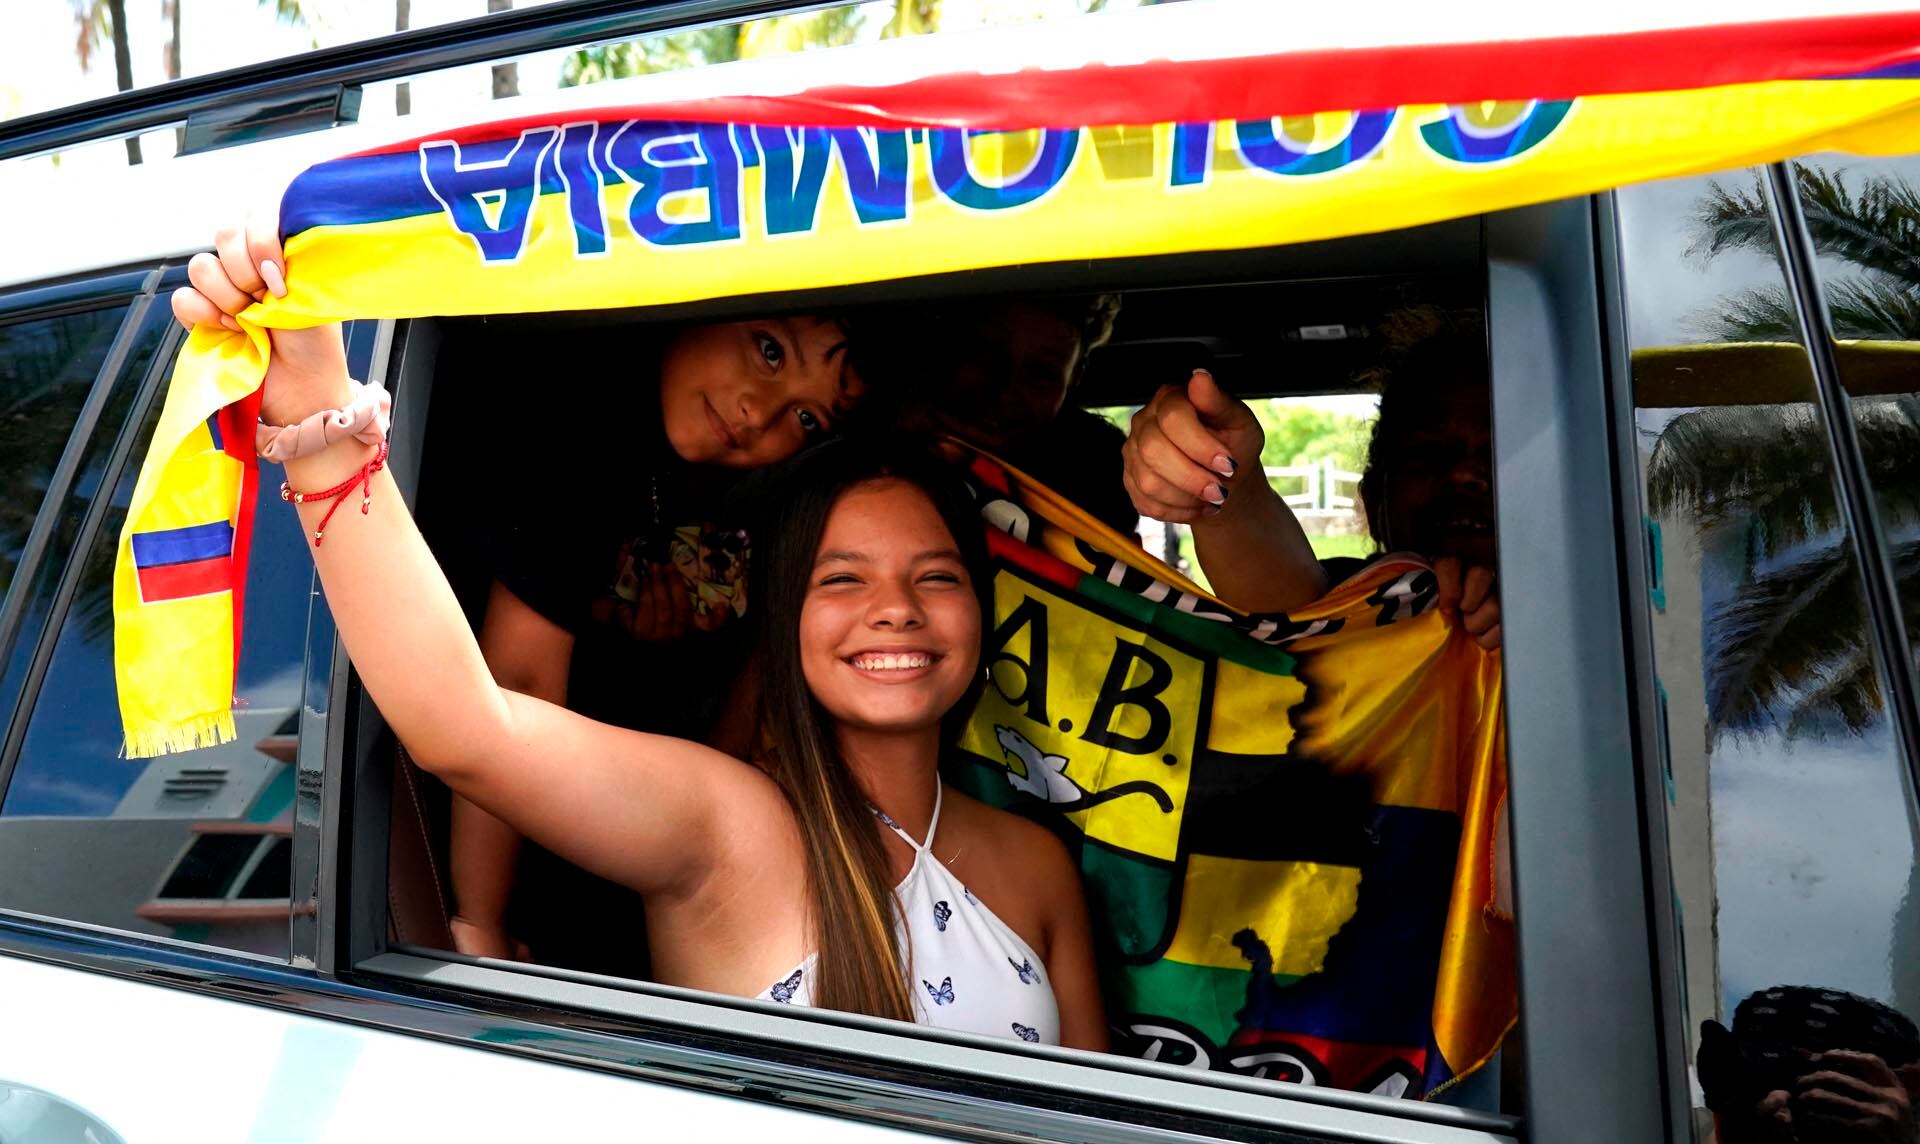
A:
[[280, 439, 390, 547]]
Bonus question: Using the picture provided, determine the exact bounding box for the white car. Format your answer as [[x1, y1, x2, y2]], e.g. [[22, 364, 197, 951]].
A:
[[1, 4, 1916, 1142]]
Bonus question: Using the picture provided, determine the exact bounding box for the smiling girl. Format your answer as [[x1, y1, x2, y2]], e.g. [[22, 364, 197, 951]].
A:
[[170, 225, 1107, 1048]]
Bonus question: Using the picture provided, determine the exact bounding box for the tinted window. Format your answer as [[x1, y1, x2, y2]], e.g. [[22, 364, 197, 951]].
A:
[[0, 324, 360, 959], [0, 304, 175, 720], [1618, 169, 1920, 1140], [0, 305, 128, 598]]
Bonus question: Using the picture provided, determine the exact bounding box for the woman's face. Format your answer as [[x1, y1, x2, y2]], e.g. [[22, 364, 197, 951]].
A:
[[658, 317, 864, 468], [799, 479, 981, 736]]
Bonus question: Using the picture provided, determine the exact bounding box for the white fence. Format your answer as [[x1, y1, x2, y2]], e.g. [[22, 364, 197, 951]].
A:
[[1269, 457, 1361, 515]]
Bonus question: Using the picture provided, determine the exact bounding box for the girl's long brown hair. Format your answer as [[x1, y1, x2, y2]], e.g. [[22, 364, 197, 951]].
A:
[[748, 439, 992, 1021]]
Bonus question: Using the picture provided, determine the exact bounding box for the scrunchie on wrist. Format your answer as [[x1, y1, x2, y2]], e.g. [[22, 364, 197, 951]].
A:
[[255, 380, 391, 463]]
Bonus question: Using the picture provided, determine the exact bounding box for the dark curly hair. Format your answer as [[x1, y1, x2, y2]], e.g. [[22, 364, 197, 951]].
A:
[[1698, 985, 1920, 1118]]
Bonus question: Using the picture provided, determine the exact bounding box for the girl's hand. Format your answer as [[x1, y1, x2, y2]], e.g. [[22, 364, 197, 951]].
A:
[[590, 563, 699, 643], [168, 213, 350, 423], [1122, 368, 1265, 525]]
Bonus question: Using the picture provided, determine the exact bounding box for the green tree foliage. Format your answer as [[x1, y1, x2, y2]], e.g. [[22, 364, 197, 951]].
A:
[[561, 6, 867, 84], [1247, 400, 1370, 472]]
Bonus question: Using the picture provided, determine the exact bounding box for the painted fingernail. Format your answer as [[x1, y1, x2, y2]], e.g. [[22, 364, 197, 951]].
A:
[[1204, 482, 1227, 506], [219, 315, 240, 331], [1213, 454, 1236, 477], [259, 260, 286, 298]]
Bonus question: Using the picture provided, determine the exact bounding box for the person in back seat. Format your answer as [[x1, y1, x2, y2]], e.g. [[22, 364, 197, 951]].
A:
[[1118, 305, 1503, 648], [874, 296, 1139, 536], [455, 315, 869, 972]]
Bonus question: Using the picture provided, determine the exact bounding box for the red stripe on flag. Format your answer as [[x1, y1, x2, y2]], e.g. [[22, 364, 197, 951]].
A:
[[340, 10, 1920, 156], [217, 389, 263, 689], [986, 529, 1082, 592], [138, 558, 233, 603]]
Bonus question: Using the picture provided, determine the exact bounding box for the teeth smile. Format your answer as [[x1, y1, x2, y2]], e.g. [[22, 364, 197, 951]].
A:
[[851, 653, 934, 671]]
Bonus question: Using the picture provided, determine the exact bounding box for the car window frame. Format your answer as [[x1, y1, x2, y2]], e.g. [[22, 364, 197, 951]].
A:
[[319, 244, 1560, 1141]]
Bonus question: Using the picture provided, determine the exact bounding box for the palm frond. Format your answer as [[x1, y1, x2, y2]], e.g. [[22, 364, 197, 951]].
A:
[[1686, 284, 1799, 342], [1647, 405, 1837, 557], [1648, 395, 1920, 558], [1687, 174, 1774, 263], [1794, 165, 1920, 286], [1825, 274, 1920, 340], [1691, 165, 1920, 286], [1702, 536, 1920, 744]]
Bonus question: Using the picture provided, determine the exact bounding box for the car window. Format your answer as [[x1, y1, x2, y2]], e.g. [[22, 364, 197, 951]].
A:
[[0, 304, 131, 601], [1617, 168, 1920, 1141], [0, 302, 175, 722], [0, 323, 371, 960]]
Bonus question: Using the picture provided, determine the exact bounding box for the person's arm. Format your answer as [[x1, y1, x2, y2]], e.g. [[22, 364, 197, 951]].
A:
[[1122, 370, 1326, 613], [448, 581, 574, 957], [177, 219, 767, 902]]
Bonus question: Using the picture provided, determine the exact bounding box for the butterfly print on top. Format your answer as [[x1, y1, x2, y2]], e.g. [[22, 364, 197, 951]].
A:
[[769, 968, 803, 1003], [1009, 957, 1039, 985], [1012, 1022, 1040, 1043], [933, 900, 952, 932], [924, 976, 955, 1006]]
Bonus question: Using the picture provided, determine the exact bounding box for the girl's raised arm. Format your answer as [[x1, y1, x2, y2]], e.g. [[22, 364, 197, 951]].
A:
[[175, 220, 778, 902]]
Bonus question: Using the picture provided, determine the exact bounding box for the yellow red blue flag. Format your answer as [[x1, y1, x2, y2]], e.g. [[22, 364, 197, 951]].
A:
[[953, 450, 1510, 1096]]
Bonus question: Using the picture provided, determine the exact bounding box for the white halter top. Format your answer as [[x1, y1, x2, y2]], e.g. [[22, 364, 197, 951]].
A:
[[759, 784, 1062, 1046]]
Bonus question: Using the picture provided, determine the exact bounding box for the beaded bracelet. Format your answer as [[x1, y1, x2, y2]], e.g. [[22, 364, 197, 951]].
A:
[[255, 380, 391, 464], [282, 438, 390, 547]]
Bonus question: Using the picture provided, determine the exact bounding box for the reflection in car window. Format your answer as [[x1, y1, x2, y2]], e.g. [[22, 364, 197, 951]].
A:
[[0, 361, 316, 960], [1790, 151, 1920, 1034], [0, 305, 127, 599], [0, 305, 173, 720], [1618, 169, 1920, 1142]]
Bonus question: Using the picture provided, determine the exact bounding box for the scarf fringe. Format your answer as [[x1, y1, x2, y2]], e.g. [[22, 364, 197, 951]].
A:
[[121, 711, 238, 760]]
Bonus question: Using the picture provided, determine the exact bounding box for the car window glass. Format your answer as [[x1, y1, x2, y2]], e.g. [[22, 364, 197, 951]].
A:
[[1792, 150, 1920, 1038], [1617, 169, 1920, 1142], [0, 304, 129, 601], [0, 305, 174, 720], [0, 324, 371, 960]]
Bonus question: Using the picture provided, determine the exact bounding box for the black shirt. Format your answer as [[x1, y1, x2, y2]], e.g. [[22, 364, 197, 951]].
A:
[[489, 407, 753, 739], [486, 387, 753, 977]]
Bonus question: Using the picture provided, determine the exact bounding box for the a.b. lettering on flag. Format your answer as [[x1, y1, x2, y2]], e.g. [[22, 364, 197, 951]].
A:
[[960, 568, 1206, 863]]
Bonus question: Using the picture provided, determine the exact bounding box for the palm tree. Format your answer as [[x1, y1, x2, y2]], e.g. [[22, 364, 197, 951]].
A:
[[1688, 166, 1920, 342], [489, 0, 518, 99], [1647, 163, 1920, 744], [396, 0, 411, 115], [70, 0, 140, 164], [1647, 397, 1920, 740]]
